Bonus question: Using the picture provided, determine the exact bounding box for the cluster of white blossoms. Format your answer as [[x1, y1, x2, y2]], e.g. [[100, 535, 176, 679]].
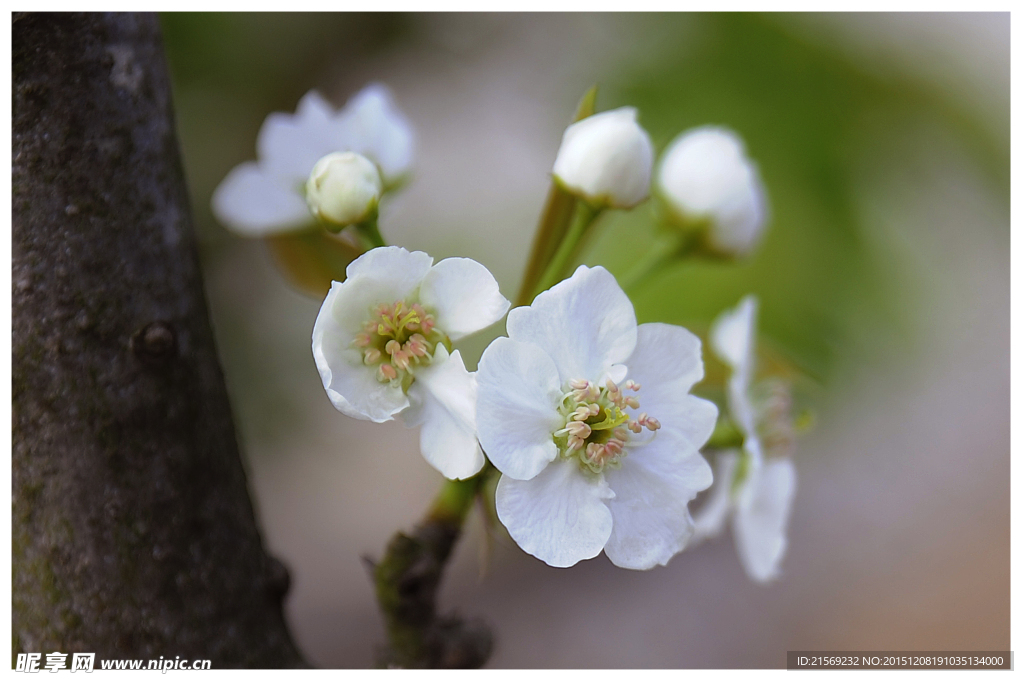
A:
[[214, 84, 799, 579], [212, 84, 413, 236], [692, 296, 797, 581]]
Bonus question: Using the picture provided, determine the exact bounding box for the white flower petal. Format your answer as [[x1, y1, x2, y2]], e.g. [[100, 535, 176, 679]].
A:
[[476, 337, 564, 481], [711, 296, 758, 436], [495, 459, 614, 568], [710, 295, 757, 374], [624, 322, 718, 450], [312, 282, 408, 422], [657, 394, 719, 457], [327, 256, 428, 339], [506, 265, 636, 385], [419, 258, 510, 341], [337, 83, 415, 185], [318, 275, 395, 342], [625, 322, 705, 393], [345, 245, 432, 284], [257, 90, 349, 182], [293, 89, 336, 121], [742, 431, 765, 471], [333, 247, 435, 326], [211, 161, 314, 236], [733, 458, 797, 582], [603, 429, 713, 569], [691, 451, 740, 542], [402, 348, 485, 480]]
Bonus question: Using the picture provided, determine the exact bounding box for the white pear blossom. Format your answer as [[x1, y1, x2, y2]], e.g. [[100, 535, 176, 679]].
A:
[[305, 152, 382, 228], [212, 84, 414, 237], [312, 246, 510, 480], [476, 265, 718, 569], [552, 107, 654, 209], [657, 126, 767, 257], [692, 296, 797, 582]]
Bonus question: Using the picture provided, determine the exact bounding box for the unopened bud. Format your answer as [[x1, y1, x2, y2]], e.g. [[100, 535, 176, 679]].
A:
[[657, 126, 767, 257], [305, 152, 382, 228], [552, 107, 653, 209]]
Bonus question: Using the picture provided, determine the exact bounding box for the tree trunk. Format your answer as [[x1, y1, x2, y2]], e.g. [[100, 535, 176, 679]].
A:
[[12, 12, 305, 668]]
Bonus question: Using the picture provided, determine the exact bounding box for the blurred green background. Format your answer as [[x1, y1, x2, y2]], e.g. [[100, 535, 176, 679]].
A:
[[161, 13, 1008, 668]]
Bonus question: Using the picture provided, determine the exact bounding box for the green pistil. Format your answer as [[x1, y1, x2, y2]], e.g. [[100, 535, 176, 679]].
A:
[[587, 407, 628, 432], [376, 306, 420, 339], [396, 310, 421, 334]]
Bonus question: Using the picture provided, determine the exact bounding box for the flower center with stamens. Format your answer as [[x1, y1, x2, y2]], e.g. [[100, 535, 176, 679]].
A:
[[752, 378, 795, 457], [352, 300, 449, 391], [553, 378, 661, 474]]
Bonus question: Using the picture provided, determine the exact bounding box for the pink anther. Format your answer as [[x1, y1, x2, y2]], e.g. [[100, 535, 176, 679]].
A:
[[571, 406, 593, 421], [565, 421, 592, 439], [406, 334, 429, 357]]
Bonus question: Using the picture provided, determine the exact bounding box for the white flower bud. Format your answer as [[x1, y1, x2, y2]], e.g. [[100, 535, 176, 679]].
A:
[[657, 126, 768, 257], [305, 151, 382, 227], [552, 107, 654, 209]]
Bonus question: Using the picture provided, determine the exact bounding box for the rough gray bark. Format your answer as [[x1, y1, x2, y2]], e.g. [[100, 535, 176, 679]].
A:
[[12, 12, 305, 668]]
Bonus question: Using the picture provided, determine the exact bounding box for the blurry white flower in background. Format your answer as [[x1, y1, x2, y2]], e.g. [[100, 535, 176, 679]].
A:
[[693, 296, 797, 582], [212, 84, 414, 236], [312, 246, 510, 480], [657, 126, 768, 257], [476, 265, 717, 569], [337, 84, 415, 189], [552, 107, 654, 209]]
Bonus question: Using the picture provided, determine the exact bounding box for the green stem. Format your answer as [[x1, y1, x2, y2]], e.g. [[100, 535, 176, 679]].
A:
[[356, 212, 387, 249], [426, 467, 490, 524], [516, 187, 578, 307], [514, 86, 598, 307], [619, 231, 689, 294], [531, 202, 601, 300]]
